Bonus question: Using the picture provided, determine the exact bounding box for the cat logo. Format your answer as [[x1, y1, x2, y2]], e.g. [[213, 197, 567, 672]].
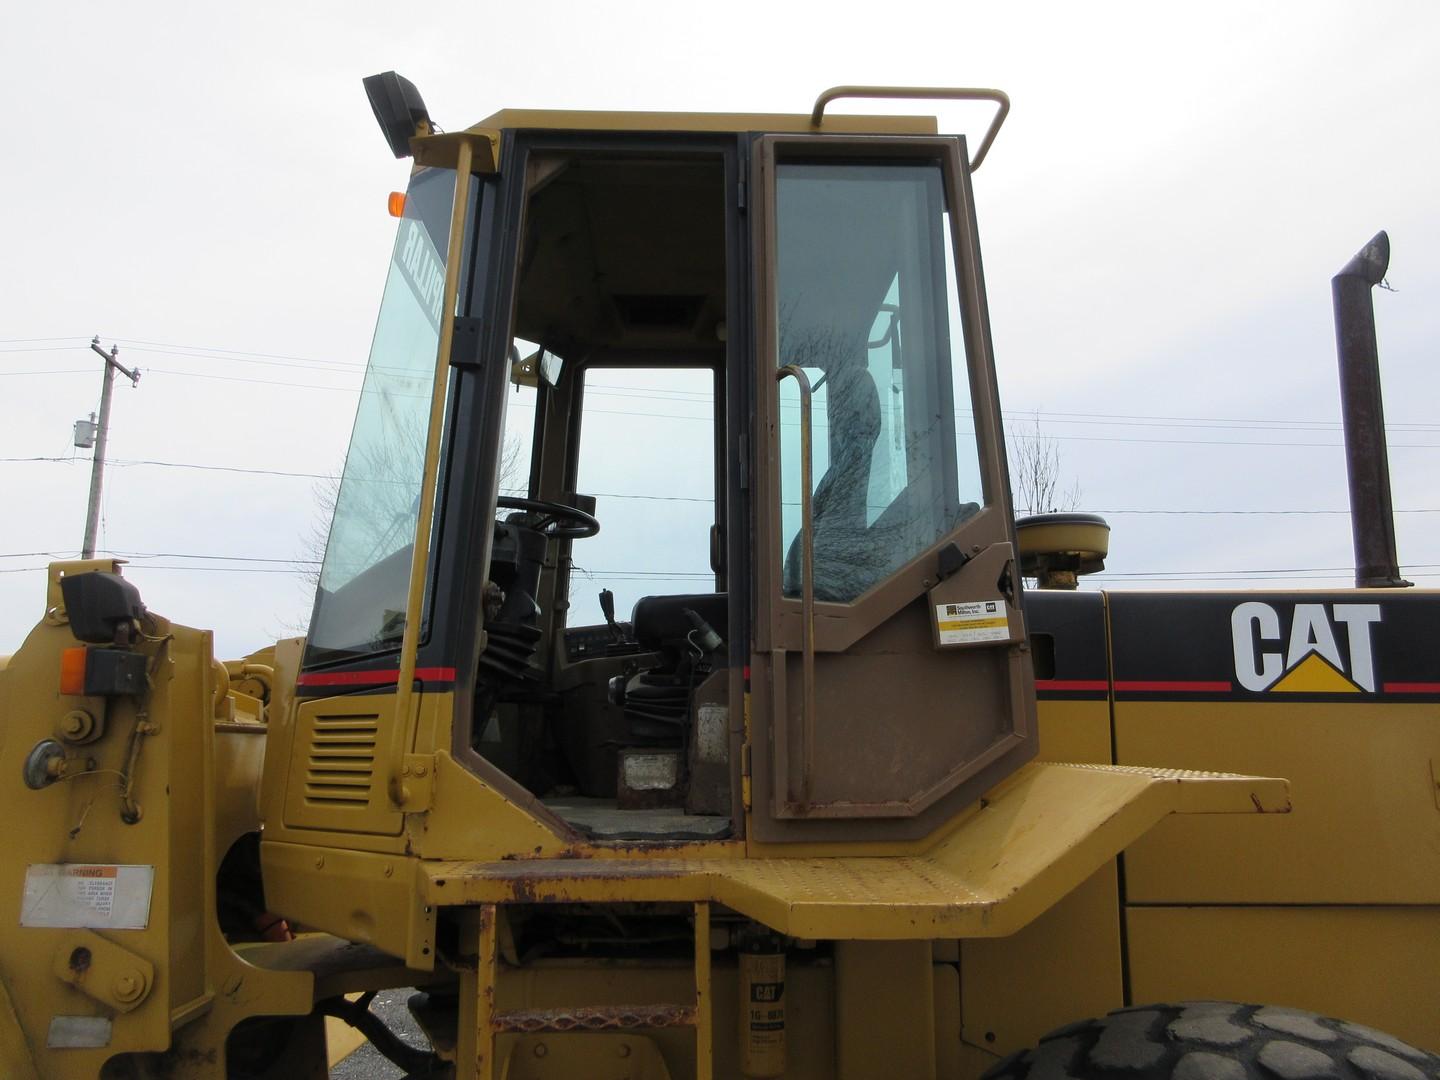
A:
[[1230, 602, 1381, 693]]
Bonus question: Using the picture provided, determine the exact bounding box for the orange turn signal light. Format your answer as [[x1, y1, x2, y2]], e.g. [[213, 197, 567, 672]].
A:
[[60, 647, 88, 696], [387, 191, 406, 218]]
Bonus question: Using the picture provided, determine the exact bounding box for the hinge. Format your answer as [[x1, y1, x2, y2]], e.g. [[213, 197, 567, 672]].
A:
[[740, 742, 753, 811], [449, 317, 485, 369], [738, 433, 750, 490], [397, 753, 436, 811], [737, 178, 747, 210]]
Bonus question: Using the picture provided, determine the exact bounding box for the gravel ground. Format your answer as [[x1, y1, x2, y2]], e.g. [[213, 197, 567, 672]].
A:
[[330, 988, 433, 1080]]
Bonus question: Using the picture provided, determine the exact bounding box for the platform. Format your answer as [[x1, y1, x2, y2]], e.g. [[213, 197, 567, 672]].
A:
[[424, 762, 1289, 939]]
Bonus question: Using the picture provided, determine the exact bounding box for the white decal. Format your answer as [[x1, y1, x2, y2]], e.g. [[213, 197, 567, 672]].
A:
[[21, 864, 154, 930], [1230, 602, 1381, 692], [935, 601, 1009, 645], [1232, 602, 1282, 691]]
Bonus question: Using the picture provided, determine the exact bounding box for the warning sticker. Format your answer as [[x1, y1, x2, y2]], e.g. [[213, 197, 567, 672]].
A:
[[21, 864, 154, 930], [935, 601, 1010, 645]]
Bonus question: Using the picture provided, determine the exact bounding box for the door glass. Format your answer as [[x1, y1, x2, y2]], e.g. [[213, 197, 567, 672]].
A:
[[570, 367, 716, 626], [776, 160, 983, 602]]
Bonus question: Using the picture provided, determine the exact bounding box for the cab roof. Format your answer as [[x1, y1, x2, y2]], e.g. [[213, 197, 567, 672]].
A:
[[469, 108, 940, 136]]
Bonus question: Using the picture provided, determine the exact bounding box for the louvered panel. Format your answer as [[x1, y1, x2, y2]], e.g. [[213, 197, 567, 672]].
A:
[[305, 716, 378, 805], [283, 699, 402, 835]]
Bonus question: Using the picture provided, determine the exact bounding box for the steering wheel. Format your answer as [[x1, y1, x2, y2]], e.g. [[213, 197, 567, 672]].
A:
[[496, 495, 599, 539]]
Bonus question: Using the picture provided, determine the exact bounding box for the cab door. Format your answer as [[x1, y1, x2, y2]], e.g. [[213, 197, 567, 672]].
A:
[[748, 135, 1034, 842]]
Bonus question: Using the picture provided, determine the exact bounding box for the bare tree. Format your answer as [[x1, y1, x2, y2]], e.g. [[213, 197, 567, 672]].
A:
[[1009, 411, 1081, 516], [294, 431, 525, 600]]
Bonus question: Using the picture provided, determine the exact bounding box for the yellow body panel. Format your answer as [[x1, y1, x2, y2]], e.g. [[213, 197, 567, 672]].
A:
[[961, 863, 1123, 1061], [0, 568, 319, 1078], [1118, 701, 1440, 903], [1127, 906, 1440, 1053]]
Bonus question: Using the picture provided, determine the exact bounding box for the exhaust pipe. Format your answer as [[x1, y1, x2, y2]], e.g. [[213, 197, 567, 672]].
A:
[[1333, 231, 1411, 589]]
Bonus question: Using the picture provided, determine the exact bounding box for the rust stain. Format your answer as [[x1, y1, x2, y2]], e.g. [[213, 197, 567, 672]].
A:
[[68, 946, 92, 976]]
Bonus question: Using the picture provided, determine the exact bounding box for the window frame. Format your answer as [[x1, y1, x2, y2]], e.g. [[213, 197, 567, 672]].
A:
[[752, 134, 1015, 657]]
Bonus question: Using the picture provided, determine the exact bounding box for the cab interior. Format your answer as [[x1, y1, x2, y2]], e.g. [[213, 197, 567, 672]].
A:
[[470, 149, 738, 840]]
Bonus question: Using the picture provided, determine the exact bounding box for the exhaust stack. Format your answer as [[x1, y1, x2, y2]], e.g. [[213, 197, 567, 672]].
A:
[[1333, 230, 1411, 589]]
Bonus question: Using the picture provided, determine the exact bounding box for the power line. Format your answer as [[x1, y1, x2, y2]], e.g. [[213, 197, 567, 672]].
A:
[[9, 456, 1440, 515], [9, 341, 1440, 433]]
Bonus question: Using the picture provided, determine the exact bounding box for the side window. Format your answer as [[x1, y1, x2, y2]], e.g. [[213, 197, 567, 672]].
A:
[[569, 367, 717, 627], [498, 337, 543, 499], [775, 160, 984, 602]]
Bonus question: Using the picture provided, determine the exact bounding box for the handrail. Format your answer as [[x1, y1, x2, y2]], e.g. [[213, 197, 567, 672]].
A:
[[776, 365, 817, 807], [809, 85, 1011, 170]]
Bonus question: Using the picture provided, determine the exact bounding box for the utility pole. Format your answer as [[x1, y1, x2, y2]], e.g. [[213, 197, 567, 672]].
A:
[[82, 336, 140, 560]]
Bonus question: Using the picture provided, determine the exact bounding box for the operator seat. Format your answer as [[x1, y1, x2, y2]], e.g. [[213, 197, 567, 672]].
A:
[[620, 592, 728, 736], [783, 362, 882, 602]]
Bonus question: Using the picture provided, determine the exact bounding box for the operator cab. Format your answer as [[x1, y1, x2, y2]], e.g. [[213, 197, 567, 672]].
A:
[[299, 95, 1034, 848]]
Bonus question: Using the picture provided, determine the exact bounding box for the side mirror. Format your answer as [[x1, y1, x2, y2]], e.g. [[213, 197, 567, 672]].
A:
[[362, 71, 432, 159]]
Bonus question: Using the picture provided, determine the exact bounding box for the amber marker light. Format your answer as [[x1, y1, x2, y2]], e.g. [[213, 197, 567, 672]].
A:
[[59, 647, 87, 696], [387, 191, 406, 218]]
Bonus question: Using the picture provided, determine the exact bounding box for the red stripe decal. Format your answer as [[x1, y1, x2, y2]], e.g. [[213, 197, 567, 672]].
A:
[[1114, 680, 1233, 693], [1383, 682, 1440, 694], [296, 666, 456, 688], [1035, 679, 1109, 692]]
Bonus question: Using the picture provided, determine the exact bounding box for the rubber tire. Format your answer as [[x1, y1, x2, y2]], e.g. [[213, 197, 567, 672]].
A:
[[981, 1002, 1440, 1080]]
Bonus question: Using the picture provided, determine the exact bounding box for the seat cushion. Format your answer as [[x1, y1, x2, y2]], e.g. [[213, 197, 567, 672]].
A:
[[630, 593, 728, 650]]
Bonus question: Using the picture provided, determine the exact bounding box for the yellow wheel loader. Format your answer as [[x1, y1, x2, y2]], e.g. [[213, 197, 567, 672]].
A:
[[2, 74, 1437, 1079]]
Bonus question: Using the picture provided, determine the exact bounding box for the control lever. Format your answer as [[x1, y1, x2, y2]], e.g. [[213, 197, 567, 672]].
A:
[[684, 608, 725, 655], [599, 588, 621, 642]]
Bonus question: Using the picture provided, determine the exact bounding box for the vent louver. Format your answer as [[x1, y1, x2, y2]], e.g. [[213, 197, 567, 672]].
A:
[[304, 714, 379, 806]]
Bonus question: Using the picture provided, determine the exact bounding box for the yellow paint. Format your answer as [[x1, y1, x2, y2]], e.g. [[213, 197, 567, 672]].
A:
[[938, 617, 1009, 631], [471, 108, 938, 137], [1127, 905, 1440, 1055], [423, 763, 1286, 939], [961, 863, 1122, 1058], [1036, 697, 1113, 766], [1269, 652, 1361, 693], [1118, 701, 1440, 903]]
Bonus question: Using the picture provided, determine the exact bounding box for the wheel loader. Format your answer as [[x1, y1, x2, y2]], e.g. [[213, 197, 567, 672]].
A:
[[2, 74, 1438, 1079]]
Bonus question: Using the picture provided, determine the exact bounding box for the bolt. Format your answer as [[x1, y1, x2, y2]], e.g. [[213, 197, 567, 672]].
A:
[[533, 1042, 548, 1058], [60, 711, 92, 739], [384, 864, 394, 878], [315, 856, 325, 869], [222, 973, 243, 997], [112, 972, 143, 1003], [401, 763, 412, 776], [618, 1043, 632, 1058], [414, 763, 428, 777]]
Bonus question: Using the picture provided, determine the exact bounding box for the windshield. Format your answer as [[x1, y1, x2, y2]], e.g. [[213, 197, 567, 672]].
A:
[[305, 166, 455, 664]]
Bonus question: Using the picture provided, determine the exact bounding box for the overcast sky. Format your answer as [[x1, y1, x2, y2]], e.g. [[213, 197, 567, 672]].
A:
[[2, 1, 1437, 657]]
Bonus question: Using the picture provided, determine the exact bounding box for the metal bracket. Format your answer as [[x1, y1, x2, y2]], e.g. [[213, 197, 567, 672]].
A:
[[397, 753, 436, 811], [52, 930, 153, 1014], [449, 317, 485, 370]]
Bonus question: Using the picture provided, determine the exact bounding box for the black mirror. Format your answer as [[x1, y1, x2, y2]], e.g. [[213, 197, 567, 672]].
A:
[[60, 572, 145, 644], [362, 71, 431, 159]]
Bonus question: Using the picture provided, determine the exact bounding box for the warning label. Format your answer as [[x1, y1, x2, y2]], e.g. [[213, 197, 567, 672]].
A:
[[21, 864, 154, 930], [936, 601, 1010, 645]]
